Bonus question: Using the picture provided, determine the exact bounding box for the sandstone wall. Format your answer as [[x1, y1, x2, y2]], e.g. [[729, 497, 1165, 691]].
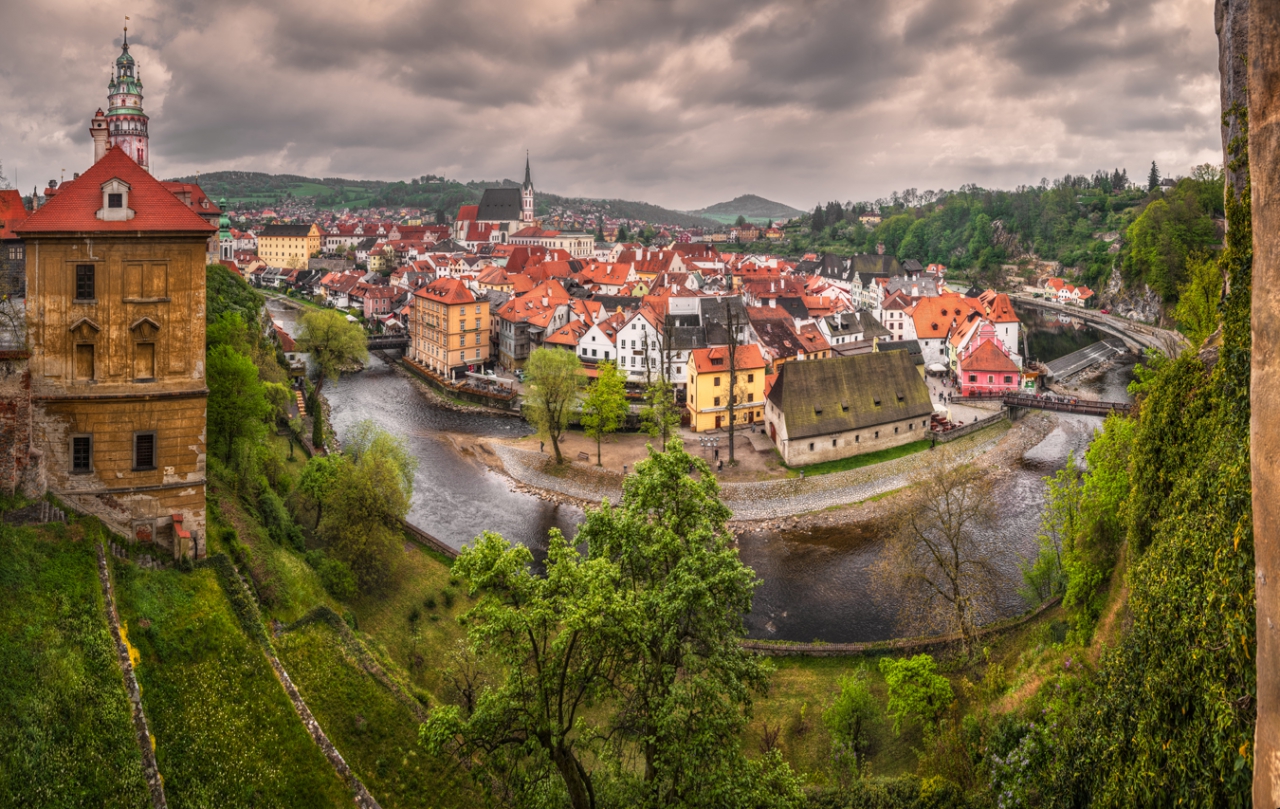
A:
[[1246, 0, 1280, 801]]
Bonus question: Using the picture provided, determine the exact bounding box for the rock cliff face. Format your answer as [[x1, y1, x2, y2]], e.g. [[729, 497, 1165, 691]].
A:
[[1100, 271, 1163, 325], [1236, 0, 1280, 803]]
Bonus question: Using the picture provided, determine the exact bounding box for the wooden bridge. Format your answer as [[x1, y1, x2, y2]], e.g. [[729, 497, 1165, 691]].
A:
[[1001, 392, 1133, 416]]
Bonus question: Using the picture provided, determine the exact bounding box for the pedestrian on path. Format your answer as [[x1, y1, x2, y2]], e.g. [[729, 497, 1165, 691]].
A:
[[540, 441, 545, 453]]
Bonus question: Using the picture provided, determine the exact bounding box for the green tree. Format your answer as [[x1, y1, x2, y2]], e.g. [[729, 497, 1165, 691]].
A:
[[296, 309, 368, 448], [295, 453, 347, 529], [639, 378, 681, 448], [423, 530, 626, 809], [1062, 414, 1135, 638], [577, 441, 784, 807], [811, 204, 826, 233], [734, 214, 748, 228], [1147, 160, 1160, 191], [1020, 453, 1080, 604], [523, 347, 584, 464], [206, 343, 270, 462], [1173, 252, 1222, 343], [430, 442, 800, 809], [580, 360, 628, 466], [878, 654, 953, 736], [318, 423, 414, 591], [823, 668, 881, 782]]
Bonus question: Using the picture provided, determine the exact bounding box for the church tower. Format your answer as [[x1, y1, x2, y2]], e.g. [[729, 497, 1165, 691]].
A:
[[104, 28, 150, 173], [521, 153, 535, 224]]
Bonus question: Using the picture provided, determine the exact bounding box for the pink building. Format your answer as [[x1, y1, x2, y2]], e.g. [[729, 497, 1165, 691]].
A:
[[958, 322, 1021, 396]]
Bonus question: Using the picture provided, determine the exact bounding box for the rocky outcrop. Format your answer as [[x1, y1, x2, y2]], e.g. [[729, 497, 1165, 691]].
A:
[[1100, 271, 1162, 324]]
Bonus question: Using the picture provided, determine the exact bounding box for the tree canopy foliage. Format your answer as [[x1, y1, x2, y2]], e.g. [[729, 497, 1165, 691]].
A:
[[426, 441, 801, 809], [522, 348, 584, 464], [994, 109, 1253, 805]]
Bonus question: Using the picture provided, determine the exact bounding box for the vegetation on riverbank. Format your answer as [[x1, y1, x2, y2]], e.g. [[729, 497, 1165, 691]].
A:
[[787, 439, 930, 477]]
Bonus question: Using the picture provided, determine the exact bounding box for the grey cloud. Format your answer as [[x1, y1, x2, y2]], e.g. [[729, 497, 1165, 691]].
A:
[[0, 0, 1220, 210]]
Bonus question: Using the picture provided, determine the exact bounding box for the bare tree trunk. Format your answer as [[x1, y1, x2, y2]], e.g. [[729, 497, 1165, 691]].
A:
[[1248, 0, 1280, 801]]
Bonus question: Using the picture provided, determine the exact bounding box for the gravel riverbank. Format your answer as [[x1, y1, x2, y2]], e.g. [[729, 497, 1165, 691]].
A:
[[483, 414, 1056, 527]]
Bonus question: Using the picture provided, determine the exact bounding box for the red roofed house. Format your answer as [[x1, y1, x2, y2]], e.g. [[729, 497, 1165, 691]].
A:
[[15, 146, 215, 558], [410, 277, 491, 378], [957, 322, 1022, 397], [0, 189, 31, 295]]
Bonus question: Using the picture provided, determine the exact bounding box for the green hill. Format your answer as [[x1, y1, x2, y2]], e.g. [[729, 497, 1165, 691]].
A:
[[691, 194, 804, 223], [166, 170, 722, 228]]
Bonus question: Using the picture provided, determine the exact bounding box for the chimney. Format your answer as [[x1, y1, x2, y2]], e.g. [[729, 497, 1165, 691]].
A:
[[90, 109, 108, 163]]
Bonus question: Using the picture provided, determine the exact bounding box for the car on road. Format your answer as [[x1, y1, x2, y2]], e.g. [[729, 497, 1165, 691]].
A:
[[1099, 308, 1110, 315]]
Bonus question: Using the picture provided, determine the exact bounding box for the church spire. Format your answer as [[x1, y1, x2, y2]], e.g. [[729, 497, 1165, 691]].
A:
[[520, 153, 535, 224]]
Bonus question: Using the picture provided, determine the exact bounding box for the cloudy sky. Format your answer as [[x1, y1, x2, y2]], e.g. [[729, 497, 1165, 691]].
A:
[[0, 0, 1220, 211]]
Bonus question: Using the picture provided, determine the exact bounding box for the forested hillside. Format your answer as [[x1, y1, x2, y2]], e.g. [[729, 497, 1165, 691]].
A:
[[775, 166, 1223, 302]]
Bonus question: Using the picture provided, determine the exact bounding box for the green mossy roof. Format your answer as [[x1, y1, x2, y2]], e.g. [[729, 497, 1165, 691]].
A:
[[767, 351, 933, 439]]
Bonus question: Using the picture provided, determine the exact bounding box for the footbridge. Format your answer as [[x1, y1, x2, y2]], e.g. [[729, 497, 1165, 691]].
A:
[[1010, 293, 1186, 358], [366, 334, 408, 350], [1001, 392, 1133, 416]]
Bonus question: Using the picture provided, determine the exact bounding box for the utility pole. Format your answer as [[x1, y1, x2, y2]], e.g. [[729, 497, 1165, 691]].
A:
[[724, 297, 742, 465]]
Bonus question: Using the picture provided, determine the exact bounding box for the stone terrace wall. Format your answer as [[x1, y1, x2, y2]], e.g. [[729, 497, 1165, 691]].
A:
[[0, 352, 44, 497]]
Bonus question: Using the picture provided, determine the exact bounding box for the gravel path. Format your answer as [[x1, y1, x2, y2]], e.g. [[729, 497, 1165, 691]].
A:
[[491, 422, 1010, 521]]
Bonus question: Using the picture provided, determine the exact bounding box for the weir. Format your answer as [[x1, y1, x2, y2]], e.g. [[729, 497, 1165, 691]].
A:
[[1044, 337, 1129, 380]]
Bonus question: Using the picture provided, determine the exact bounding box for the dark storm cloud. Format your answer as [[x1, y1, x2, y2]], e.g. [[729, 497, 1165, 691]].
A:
[[0, 0, 1218, 210]]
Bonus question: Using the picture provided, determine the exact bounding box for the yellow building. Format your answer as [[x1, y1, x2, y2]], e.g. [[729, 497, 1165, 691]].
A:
[[257, 223, 321, 267], [410, 277, 491, 378], [686, 344, 767, 432], [16, 147, 215, 557]]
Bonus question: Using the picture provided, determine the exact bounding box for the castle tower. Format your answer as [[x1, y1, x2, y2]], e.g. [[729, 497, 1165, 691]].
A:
[[105, 28, 150, 173], [521, 153, 535, 224], [219, 199, 233, 261]]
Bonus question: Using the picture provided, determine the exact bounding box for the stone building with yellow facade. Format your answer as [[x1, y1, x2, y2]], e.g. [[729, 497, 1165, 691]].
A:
[[16, 146, 214, 557], [409, 277, 491, 379], [257, 223, 322, 268], [686, 344, 767, 432]]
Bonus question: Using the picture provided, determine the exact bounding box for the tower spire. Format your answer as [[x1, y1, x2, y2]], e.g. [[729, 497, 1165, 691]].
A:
[[524, 151, 532, 189]]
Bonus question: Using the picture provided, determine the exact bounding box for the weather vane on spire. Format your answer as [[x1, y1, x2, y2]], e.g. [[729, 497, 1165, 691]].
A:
[[124, 16, 130, 46]]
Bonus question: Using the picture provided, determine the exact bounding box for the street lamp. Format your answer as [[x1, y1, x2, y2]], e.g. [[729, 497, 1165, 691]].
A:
[[697, 435, 721, 461]]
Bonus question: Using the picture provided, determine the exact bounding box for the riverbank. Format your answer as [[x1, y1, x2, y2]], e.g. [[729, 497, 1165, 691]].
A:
[[474, 412, 1058, 528]]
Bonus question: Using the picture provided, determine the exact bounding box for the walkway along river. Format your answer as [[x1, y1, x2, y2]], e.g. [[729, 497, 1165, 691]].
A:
[[271, 299, 1136, 644]]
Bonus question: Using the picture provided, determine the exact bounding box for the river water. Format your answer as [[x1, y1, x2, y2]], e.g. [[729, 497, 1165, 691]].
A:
[[270, 299, 1137, 643]]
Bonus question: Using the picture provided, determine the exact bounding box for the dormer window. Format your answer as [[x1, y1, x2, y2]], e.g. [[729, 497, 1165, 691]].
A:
[[97, 179, 134, 222]]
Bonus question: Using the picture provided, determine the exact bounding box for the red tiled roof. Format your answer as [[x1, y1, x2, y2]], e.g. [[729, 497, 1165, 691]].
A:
[[0, 189, 30, 239], [690, 344, 767, 374], [960, 339, 1020, 374], [17, 148, 215, 234], [415, 277, 475, 305]]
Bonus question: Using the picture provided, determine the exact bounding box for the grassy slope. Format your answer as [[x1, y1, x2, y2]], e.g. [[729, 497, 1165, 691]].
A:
[[0, 521, 151, 807], [114, 563, 352, 807], [787, 439, 931, 477], [276, 621, 476, 809], [349, 540, 472, 700]]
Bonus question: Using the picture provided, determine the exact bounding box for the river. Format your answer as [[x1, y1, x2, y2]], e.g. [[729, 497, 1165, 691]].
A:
[[270, 299, 1137, 644]]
